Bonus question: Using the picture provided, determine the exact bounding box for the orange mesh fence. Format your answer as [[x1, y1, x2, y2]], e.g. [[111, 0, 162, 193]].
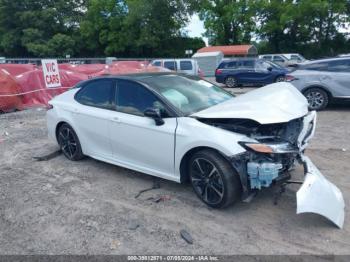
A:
[[0, 62, 169, 112]]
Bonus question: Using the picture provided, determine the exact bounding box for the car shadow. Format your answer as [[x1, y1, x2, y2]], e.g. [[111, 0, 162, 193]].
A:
[[327, 102, 350, 111]]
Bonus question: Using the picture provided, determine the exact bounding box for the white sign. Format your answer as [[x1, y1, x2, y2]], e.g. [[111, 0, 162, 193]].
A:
[[185, 50, 193, 55], [41, 59, 61, 88]]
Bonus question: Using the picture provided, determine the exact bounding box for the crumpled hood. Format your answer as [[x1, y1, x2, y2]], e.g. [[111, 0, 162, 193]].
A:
[[192, 82, 309, 124]]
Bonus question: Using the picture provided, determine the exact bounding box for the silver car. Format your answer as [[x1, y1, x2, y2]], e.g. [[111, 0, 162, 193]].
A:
[[287, 57, 350, 110]]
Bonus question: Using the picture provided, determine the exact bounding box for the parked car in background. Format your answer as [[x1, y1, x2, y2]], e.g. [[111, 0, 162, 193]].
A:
[[259, 54, 291, 67], [286, 57, 350, 110], [215, 58, 288, 88], [151, 59, 202, 76], [282, 53, 308, 63]]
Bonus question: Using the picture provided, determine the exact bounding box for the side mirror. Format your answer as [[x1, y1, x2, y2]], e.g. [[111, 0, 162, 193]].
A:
[[267, 67, 273, 71], [144, 108, 165, 126]]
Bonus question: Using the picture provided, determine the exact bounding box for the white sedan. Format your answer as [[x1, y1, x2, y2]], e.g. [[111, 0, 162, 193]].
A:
[[46, 73, 344, 228]]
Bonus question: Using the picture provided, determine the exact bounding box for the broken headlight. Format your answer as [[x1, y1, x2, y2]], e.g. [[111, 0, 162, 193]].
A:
[[239, 141, 299, 154]]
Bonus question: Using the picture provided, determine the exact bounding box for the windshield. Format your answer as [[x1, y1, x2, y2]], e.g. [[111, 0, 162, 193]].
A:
[[141, 75, 233, 115], [266, 60, 284, 69]]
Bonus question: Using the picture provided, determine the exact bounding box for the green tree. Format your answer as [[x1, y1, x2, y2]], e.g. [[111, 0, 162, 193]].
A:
[[196, 0, 257, 45], [79, 0, 128, 57], [256, 0, 350, 57], [0, 0, 86, 57], [80, 0, 196, 57]]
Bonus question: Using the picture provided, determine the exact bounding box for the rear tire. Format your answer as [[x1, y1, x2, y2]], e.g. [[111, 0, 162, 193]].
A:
[[225, 76, 237, 88], [188, 150, 242, 208], [57, 123, 84, 161], [275, 75, 285, 82], [303, 87, 329, 111]]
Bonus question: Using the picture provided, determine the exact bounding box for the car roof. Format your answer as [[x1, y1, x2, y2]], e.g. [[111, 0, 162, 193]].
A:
[[77, 72, 194, 86], [221, 58, 257, 63], [300, 57, 350, 65], [260, 54, 288, 56]]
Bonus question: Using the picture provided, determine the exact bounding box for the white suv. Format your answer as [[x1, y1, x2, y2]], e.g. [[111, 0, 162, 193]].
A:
[[151, 59, 202, 76]]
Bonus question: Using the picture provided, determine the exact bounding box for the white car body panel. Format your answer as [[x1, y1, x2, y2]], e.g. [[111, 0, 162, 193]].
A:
[[192, 83, 308, 124], [46, 81, 345, 228], [109, 111, 177, 181], [298, 156, 345, 228], [174, 117, 256, 179]]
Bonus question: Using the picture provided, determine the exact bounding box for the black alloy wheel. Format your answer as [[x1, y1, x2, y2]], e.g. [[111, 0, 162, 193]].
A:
[[58, 124, 84, 161], [189, 150, 242, 208]]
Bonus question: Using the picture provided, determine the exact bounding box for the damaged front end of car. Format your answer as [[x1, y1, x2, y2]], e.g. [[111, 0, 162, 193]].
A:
[[198, 111, 345, 228]]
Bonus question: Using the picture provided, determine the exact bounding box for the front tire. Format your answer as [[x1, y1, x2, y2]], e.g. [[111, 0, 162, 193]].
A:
[[225, 76, 237, 88], [57, 123, 84, 161], [303, 87, 329, 111], [189, 150, 242, 208]]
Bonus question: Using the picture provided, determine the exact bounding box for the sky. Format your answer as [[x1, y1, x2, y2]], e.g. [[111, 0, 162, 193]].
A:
[[185, 14, 208, 46]]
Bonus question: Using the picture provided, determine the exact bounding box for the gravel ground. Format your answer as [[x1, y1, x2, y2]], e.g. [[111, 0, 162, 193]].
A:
[[0, 94, 350, 255]]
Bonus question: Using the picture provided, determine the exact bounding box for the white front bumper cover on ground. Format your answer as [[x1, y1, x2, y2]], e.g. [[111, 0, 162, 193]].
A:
[[297, 155, 345, 228]]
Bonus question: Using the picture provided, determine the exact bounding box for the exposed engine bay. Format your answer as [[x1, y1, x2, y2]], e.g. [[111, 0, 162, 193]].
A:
[[198, 111, 345, 228], [198, 116, 304, 190]]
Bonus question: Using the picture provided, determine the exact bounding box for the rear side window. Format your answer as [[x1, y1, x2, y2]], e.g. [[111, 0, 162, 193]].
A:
[[327, 60, 350, 72], [223, 61, 238, 69], [116, 80, 168, 117], [164, 61, 177, 70], [302, 62, 329, 71], [75, 79, 114, 109], [153, 61, 161, 66], [180, 61, 193, 70]]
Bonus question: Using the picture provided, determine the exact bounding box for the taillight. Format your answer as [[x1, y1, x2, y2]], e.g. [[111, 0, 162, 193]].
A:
[[285, 75, 298, 82], [215, 69, 222, 75]]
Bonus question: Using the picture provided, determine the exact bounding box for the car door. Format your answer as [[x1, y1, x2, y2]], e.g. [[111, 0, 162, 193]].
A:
[[109, 79, 177, 179], [73, 79, 116, 159], [253, 60, 274, 84], [237, 60, 257, 84], [325, 59, 350, 97]]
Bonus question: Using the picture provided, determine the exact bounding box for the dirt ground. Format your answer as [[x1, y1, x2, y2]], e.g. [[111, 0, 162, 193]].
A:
[[1, 89, 350, 255]]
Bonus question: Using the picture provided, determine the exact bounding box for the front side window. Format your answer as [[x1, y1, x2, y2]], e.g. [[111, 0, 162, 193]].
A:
[[116, 80, 168, 117], [180, 61, 193, 70], [153, 61, 161, 66], [262, 56, 272, 61], [164, 61, 177, 70], [291, 55, 302, 62], [141, 75, 233, 115], [255, 61, 271, 71], [75, 79, 114, 109], [273, 56, 286, 63]]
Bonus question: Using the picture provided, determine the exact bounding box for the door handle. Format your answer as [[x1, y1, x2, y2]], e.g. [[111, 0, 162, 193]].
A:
[[111, 117, 121, 123]]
